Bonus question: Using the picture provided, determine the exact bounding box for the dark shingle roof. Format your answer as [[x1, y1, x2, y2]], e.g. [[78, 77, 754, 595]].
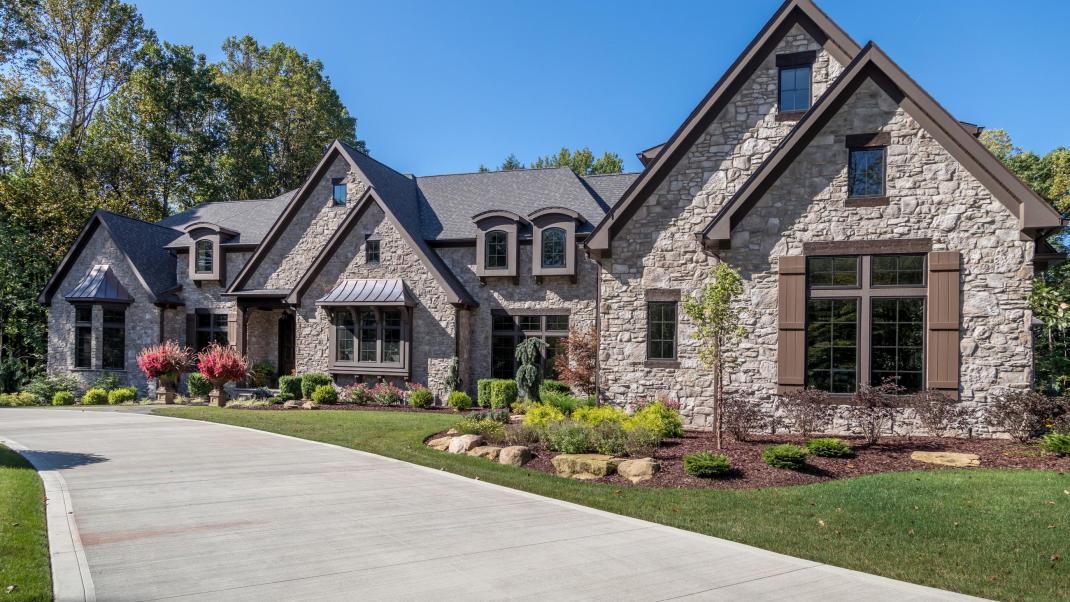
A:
[[158, 191, 295, 248], [96, 211, 182, 299], [581, 173, 640, 209], [414, 168, 609, 239]]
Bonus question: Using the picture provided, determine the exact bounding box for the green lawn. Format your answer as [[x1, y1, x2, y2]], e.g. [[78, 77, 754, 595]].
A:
[[154, 407, 1069, 601], [0, 445, 52, 602]]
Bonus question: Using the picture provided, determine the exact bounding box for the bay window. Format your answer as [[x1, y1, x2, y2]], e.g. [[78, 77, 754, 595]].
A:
[[330, 307, 410, 374]]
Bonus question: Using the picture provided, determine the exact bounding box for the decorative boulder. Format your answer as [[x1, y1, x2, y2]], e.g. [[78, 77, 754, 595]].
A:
[[910, 451, 980, 467], [617, 458, 660, 484], [446, 428, 460, 435], [551, 454, 622, 480], [282, 400, 301, 409], [427, 436, 454, 451], [447, 434, 484, 454], [301, 400, 319, 410], [499, 446, 532, 466], [467, 446, 502, 460]]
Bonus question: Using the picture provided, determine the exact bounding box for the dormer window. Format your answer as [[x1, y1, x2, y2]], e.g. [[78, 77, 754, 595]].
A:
[[332, 178, 347, 205], [529, 208, 579, 278], [541, 228, 566, 268], [195, 239, 214, 273], [485, 231, 508, 269], [775, 50, 816, 120]]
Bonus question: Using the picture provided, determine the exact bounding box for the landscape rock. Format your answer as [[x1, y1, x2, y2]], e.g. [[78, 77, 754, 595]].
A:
[[447, 434, 484, 454], [910, 451, 980, 467], [499, 446, 532, 466], [445, 428, 459, 435], [617, 458, 660, 483], [301, 400, 319, 410], [427, 436, 453, 451], [551, 454, 623, 479], [467, 446, 502, 460], [282, 400, 301, 409]]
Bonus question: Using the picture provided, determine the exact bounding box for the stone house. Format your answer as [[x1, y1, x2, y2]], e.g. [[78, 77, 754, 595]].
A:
[[40, 0, 1063, 432]]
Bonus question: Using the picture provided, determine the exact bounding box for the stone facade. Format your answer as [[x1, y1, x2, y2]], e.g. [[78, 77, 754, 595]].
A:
[[598, 26, 845, 427]]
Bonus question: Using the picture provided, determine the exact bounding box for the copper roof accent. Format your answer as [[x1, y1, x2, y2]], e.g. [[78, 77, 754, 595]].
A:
[[64, 265, 133, 304], [316, 279, 414, 307]]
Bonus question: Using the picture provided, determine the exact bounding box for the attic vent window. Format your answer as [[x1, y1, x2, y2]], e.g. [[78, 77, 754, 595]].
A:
[[332, 178, 347, 205]]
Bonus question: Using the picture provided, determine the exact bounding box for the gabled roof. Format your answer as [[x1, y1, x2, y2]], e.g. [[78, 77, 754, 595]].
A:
[[39, 211, 182, 305], [585, 0, 861, 251], [64, 265, 133, 304], [700, 43, 1065, 246], [415, 167, 608, 239], [580, 173, 639, 212], [159, 192, 294, 249]]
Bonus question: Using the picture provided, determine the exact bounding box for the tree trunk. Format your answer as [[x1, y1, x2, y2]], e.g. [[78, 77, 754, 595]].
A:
[[713, 352, 723, 450]]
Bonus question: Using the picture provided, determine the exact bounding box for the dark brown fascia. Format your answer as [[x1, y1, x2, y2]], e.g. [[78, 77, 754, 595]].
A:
[[636, 143, 665, 167], [585, 0, 861, 252], [700, 42, 1064, 248]]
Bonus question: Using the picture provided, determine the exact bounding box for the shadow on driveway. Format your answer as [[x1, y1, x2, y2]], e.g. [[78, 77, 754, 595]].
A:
[[20, 449, 109, 470]]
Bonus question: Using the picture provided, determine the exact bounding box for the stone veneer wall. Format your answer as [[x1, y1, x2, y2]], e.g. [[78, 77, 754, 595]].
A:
[[724, 78, 1033, 435], [439, 244, 599, 394], [598, 26, 843, 427], [296, 202, 457, 397], [46, 227, 162, 395]]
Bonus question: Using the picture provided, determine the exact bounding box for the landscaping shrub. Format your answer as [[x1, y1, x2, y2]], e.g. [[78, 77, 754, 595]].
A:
[[591, 421, 627, 456], [300, 373, 332, 400], [277, 375, 302, 401], [21, 374, 81, 404], [542, 391, 596, 416], [340, 383, 370, 405], [477, 379, 493, 408], [187, 373, 213, 398], [196, 343, 248, 400], [624, 426, 660, 458], [311, 384, 337, 404], [490, 379, 518, 409], [0, 392, 38, 406], [456, 417, 506, 444], [250, 361, 276, 388], [107, 387, 137, 405], [1041, 432, 1070, 456], [506, 424, 540, 446], [408, 384, 434, 409], [446, 391, 473, 411], [82, 388, 108, 405], [541, 420, 594, 454], [444, 356, 462, 393], [522, 402, 566, 427], [540, 380, 570, 395], [986, 389, 1064, 442], [572, 405, 627, 426], [721, 395, 764, 441], [90, 372, 122, 392], [910, 389, 969, 437], [762, 444, 809, 470], [805, 437, 852, 458], [251, 387, 272, 400], [371, 383, 405, 406], [470, 409, 509, 423], [138, 341, 193, 388], [776, 388, 833, 437], [849, 380, 904, 445], [625, 400, 684, 439], [514, 337, 545, 399], [683, 452, 732, 478], [51, 391, 75, 406]]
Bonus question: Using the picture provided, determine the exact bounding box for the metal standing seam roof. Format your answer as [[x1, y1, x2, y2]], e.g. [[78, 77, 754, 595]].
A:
[[64, 265, 134, 303], [317, 279, 414, 306]]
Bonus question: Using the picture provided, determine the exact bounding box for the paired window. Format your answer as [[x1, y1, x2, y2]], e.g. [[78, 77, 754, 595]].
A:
[[540, 228, 566, 268], [778, 65, 811, 113], [194, 239, 214, 274], [805, 254, 926, 393], [848, 147, 886, 197], [491, 312, 568, 379], [74, 305, 93, 368], [365, 239, 380, 264], [195, 313, 229, 350], [485, 230, 508, 269], [647, 301, 678, 360], [331, 178, 347, 205], [332, 307, 407, 368]]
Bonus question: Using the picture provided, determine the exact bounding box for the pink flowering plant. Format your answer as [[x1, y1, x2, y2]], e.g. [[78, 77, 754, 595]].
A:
[[136, 341, 192, 387], [370, 382, 404, 406], [196, 342, 249, 391], [340, 383, 371, 405]]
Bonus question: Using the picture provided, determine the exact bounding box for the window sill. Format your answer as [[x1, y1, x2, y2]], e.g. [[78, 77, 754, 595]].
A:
[[845, 196, 890, 207], [774, 110, 806, 122], [329, 364, 409, 377], [644, 359, 680, 369]]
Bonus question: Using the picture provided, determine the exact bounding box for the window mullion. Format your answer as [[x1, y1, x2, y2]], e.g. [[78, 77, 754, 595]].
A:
[[860, 257, 872, 388]]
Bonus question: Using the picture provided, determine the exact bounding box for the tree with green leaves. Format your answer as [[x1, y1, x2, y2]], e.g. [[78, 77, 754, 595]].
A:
[[683, 263, 746, 449], [531, 146, 623, 175], [498, 153, 523, 171]]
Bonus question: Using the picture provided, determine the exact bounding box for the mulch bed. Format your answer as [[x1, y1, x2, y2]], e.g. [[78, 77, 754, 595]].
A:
[[241, 402, 457, 413]]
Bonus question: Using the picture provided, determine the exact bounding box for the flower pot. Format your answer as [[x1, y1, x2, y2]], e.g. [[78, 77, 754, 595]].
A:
[[209, 388, 227, 407]]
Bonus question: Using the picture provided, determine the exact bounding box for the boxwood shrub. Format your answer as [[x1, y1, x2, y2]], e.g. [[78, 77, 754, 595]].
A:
[[82, 388, 108, 405], [805, 437, 852, 458], [408, 386, 434, 409], [277, 375, 302, 401], [683, 452, 732, 477], [187, 373, 213, 398], [310, 384, 338, 404], [447, 391, 473, 411], [539, 380, 570, 395], [476, 379, 493, 408], [489, 379, 517, 409], [762, 444, 809, 470], [300, 373, 332, 400], [51, 391, 75, 406], [107, 387, 137, 405]]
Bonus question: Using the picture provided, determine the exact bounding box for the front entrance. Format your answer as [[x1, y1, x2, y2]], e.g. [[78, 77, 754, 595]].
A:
[[278, 313, 296, 379]]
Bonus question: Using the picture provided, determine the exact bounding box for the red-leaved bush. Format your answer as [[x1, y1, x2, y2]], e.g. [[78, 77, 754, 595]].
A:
[[136, 341, 192, 384], [196, 342, 248, 389]]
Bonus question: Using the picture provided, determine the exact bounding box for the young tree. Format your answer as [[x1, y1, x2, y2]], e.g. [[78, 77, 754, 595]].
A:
[[498, 153, 523, 171], [554, 326, 598, 396], [514, 337, 545, 400], [682, 262, 746, 449]]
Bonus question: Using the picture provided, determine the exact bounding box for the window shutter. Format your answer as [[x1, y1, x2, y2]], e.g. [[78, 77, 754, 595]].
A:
[[777, 255, 806, 393], [927, 251, 960, 396], [227, 312, 239, 350], [185, 313, 196, 348]]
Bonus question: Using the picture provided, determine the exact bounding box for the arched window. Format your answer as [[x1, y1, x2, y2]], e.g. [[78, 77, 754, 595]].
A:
[[541, 227, 566, 268], [195, 239, 213, 273], [485, 230, 508, 269]]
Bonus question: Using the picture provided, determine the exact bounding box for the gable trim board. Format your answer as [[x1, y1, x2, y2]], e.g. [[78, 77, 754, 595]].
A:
[[585, 0, 861, 253], [285, 187, 477, 307], [700, 42, 1064, 247]]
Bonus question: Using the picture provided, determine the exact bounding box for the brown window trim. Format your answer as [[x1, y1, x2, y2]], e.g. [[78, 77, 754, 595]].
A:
[[327, 306, 411, 376], [490, 310, 569, 379], [73, 304, 93, 369], [802, 239, 932, 257], [844, 196, 890, 208], [845, 132, 890, 148], [644, 359, 680, 369], [776, 50, 817, 68], [645, 288, 681, 302]]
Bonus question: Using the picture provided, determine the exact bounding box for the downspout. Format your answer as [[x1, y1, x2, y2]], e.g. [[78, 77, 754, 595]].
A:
[[595, 259, 602, 405]]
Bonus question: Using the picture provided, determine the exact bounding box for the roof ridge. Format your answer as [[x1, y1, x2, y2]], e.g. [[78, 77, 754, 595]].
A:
[[98, 209, 183, 234], [339, 140, 414, 181], [582, 172, 641, 178], [416, 166, 573, 179]]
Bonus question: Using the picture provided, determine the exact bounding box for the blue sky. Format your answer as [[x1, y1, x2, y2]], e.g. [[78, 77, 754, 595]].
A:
[[135, 0, 1069, 175]]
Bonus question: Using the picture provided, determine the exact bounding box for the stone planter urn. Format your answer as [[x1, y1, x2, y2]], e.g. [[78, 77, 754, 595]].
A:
[[209, 387, 227, 407], [156, 374, 178, 404]]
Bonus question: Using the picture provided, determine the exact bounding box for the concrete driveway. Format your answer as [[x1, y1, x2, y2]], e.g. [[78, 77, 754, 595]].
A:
[[0, 408, 977, 601]]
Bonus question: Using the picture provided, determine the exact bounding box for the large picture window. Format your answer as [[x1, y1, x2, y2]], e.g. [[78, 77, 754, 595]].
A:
[[330, 307, 410, 373], [805, 254, 926, 393], [101, 307, 126, 370], [647, 301, 677, 360], [490, 312, 569, 379], [74, 305, 92, 368], [195, 313, 229, 350]]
